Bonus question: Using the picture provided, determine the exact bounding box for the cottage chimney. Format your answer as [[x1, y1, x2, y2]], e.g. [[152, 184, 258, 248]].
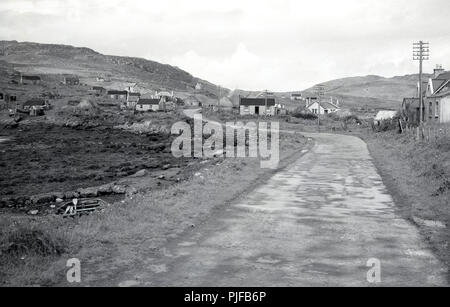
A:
[[434, 64, 445, 78]]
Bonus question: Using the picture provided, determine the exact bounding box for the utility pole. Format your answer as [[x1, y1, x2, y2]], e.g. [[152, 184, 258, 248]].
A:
[[314, 84, 325, 132], [264, 90, 268, 117], [413, 41, 430, 125], [217, 85, 221, 111]]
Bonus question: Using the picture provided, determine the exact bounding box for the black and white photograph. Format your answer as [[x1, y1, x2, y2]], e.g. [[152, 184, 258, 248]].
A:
[[0, 0, 449, 292]]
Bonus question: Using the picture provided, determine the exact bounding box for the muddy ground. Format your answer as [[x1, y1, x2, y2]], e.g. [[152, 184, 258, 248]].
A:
[[0, 123, 192, 206]]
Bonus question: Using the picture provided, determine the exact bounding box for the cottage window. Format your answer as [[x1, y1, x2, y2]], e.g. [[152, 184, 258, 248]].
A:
[[435, 101, 439, 118], [429, 102, 433, 118]]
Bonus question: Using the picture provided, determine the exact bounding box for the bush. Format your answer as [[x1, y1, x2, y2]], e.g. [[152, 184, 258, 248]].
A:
[[291, 108, 318, 120], [0, 227, 67, 259]]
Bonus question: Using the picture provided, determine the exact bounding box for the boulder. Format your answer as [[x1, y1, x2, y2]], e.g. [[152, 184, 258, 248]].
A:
[[77, 187, 99, 198], [112, 184, 127, 194], [98, 183, 114, 195], [54, 192, 65, 200], [28, 210, 39, 216], [30, 193, 55, 204]]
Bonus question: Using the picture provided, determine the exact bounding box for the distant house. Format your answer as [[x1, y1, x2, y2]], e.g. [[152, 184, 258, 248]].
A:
[[22, 98, 49, 111], [155, 91, 174, 102], [92, 86, 106, 96], [107, 90, 128, 101], [127, 92, 141, 109], [306, 100, 340, 115], [20, 75, 41, 85], [275, 104, 287, 116], [184, 96, 202, 107], [63, 76, 80, 86], [374, 110, 399, 126], [136, 99, 164, 112], [291, 93, 303, 101], [239, 97, 276, 116]]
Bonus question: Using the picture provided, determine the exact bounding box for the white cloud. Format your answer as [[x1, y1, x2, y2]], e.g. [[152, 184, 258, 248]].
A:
[[1, 0, 449, 91]]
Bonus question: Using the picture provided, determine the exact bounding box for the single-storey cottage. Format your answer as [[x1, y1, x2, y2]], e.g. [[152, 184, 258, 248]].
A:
[[239, 97, 276, 116], [136, 99, 164, 112]]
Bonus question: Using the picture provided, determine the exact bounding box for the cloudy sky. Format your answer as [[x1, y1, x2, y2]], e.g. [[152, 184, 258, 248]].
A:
[[0, 0, 449, 91]]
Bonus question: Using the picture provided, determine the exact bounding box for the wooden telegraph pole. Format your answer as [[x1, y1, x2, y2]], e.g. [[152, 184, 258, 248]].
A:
[[413, 41, 430, 125]]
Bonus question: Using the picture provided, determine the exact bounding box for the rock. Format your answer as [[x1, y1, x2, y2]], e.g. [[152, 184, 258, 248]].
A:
[[77, 187, 99, 198], [54, 192, 65, 200], [194, 173, 202, 177], [126, 187, 138, 197], [133, 169, 148, 177], [98, 183, 113, 195], [55, 198, 64, 203], [50, 205, 56, 209], [157, 175, 165, 180], [112, 184, 127, 194], [30, 193, 55, 205], [162, 164, 171, 170], [28, 210, 39, 215]]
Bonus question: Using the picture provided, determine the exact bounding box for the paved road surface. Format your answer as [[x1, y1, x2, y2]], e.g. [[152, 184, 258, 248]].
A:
[[121, 133, 447, 287]]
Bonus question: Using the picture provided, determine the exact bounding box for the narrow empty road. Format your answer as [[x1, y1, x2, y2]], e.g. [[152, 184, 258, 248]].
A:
[[122, 133, 447, 287]]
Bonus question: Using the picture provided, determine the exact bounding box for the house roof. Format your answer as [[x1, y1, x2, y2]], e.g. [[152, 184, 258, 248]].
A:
[[307, 101, 339, 110], [435, 71, 450, 80], [92, 86, 105, 90], [432, 80, 450, 96], [375, 110, 398, 121], [291, 93, 302, 96], [432, 79, 446, 92], [107, 90, 128, 95], [137, 99, 160, 105], [23, 99, 46, 106], [240, 98, 276, 106], [128, 92, 141, 96]]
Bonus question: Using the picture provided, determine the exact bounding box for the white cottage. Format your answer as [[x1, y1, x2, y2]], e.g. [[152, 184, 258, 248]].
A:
[[136, 99, 164, 112], [239, 98, 276, 116], [306, 101, 340, 115]]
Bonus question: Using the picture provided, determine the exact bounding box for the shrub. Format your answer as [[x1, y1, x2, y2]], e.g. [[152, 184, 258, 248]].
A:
[[291, 108, 318, 120], [0, 227, 67, 259]]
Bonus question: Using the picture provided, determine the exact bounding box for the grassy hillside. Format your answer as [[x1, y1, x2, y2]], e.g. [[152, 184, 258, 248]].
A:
[[301, 74, 431, 111], [0, 40, 223, 97]]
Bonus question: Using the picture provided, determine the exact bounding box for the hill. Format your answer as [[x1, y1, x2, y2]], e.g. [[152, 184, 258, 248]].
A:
[[302, 74, 429, 111], [0, 40, 224, 98]]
